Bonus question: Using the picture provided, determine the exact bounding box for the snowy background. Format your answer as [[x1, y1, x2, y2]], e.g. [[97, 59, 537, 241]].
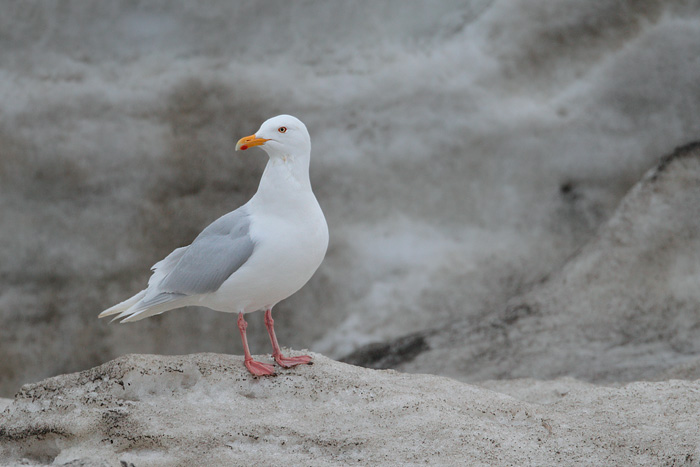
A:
[[2, 0, 700, 396]]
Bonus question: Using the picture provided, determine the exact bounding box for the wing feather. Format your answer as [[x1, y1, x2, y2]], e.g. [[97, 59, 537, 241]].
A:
[[157, 207, 255, 296]]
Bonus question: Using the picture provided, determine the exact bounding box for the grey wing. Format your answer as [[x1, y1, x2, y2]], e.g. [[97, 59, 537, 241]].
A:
[[156, 207, 256, 296], [148, 246, 188, 286]]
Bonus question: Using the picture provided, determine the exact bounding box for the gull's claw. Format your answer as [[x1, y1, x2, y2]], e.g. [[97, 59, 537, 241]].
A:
[[274, 353, 313, 369], [245, 358, 276, 376]]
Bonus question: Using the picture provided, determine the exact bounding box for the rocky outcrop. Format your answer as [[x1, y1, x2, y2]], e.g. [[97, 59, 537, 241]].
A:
[[347, 143, 700, 383], [1, 353, 698, 466]]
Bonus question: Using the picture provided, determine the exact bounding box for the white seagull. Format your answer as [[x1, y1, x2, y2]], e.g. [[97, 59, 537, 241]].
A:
[[99, 115, 329, 376]]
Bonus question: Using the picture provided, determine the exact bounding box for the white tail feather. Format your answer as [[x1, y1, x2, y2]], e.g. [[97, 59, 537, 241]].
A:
[[98, 290, 146, 318], [108, 291, 189, 323], [117, 299, 187, 323], [99, 246, 190, 322]]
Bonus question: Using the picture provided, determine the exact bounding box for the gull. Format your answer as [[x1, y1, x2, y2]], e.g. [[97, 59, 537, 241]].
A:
[[99, 115, 329, 376]]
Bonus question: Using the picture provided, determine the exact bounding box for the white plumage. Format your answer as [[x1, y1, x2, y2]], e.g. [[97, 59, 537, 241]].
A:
[[100, 115, 329, 376]]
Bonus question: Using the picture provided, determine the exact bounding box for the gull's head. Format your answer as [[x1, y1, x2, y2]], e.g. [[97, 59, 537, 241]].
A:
[[235, 115, 310, 158]]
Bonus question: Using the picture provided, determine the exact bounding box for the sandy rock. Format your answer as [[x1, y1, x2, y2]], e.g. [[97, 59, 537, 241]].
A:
[[348, 143, 700, 383], [0, 353, 698, 466], [0, 399, 11, 413]]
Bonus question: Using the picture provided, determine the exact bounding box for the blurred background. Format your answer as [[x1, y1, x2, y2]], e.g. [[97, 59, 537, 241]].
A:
[[2, 0, 700, 396]]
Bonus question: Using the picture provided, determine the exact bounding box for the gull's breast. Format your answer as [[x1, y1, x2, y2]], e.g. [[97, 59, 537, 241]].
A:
[[203, 195, 328, 313]]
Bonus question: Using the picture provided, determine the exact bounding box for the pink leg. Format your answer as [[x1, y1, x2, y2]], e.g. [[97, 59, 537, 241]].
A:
[[264, 308, 312, 368], [238, 312, 275, 376]]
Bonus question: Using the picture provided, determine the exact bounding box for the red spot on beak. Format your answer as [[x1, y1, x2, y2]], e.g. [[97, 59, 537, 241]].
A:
[[240, 145, 248, 150]]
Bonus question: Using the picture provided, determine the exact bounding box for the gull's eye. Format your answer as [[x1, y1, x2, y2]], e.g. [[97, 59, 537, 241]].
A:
[[278, 126, 287, 133]]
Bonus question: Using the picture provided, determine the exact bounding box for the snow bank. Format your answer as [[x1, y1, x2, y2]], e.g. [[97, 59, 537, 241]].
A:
[[1, 353, 698, 465], [348, 142, 700, 383]]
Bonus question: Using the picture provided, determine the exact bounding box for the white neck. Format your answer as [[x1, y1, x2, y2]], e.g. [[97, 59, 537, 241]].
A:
[[255, 151, 312, 200]]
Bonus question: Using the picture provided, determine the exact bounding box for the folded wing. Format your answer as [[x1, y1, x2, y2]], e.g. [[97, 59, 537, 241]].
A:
[[100, 206, 256, 322]]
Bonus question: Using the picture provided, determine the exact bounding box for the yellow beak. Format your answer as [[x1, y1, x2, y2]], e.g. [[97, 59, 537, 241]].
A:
[[235, 134, 269, 151]]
